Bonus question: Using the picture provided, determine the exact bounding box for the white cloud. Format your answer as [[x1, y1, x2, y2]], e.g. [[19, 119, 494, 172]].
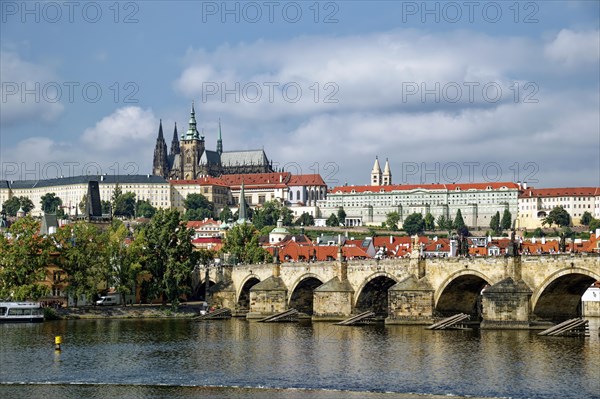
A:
[[545, 29, 600, 66], [81, 106, 157, 151], [0, 51, 64, 127]]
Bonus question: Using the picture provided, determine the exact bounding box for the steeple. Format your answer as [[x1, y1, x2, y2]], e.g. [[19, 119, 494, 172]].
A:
[[170, 123, 180, 156], [237, 180, 248, 223], [216, 118, 223, 155], [382, 158, 392, 186], [185, 101, 200, 140], [152, 119, 169, 178], [371, 156, 382, 186]]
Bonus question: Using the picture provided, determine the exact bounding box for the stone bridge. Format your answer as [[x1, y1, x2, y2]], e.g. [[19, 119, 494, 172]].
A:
[[198, 249, 600, 329]]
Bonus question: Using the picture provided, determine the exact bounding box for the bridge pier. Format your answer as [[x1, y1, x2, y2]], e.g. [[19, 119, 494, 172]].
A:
[[247, 262, 288, 319], [209, 265, 237, 311], [386, 275, 434, 325], [480, 277, 533, 329], [312, 254, 354, 321]]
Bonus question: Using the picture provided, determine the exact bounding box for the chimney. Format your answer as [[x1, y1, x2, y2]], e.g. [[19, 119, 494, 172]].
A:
[[532, 237, 536, 244], [390, 235, 393, 244], [523, 182, 527, 189], [541, 237, 546, 245]]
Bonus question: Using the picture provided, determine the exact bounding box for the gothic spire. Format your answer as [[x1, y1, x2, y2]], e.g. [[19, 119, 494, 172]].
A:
[[185, 101, 199, 140], [158, 119, 164, 140], [237, 180, 247, 223], [382, 158, 392, 186], [152, 119, 169, 178], [216, 118, 223, 155], [170, 122, 180, 156]]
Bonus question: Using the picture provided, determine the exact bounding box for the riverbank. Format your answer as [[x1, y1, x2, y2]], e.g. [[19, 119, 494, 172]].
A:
[[53, 302, 205, 320]]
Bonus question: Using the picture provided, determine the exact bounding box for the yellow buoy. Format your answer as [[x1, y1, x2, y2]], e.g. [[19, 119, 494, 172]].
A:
[[54, 336, 62, 351]]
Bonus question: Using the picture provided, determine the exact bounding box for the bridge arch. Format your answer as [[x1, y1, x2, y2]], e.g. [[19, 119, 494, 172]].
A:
[[531, 266, 600, 321], [354, 272, 398, 316], [287, 273, 324, 315], [434, 270, 492, 317], [236, 275, 261, 311], [193, 278, 216, 301]]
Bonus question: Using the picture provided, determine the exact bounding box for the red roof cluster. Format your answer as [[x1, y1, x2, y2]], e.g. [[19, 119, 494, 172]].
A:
[[288, 174, 327, 186], [170, 177, 229, 186], [519, 187, 600, 198]]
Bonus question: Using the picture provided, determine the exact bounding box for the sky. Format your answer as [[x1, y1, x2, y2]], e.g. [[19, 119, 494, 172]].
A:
[[1, 1, 599, 189]]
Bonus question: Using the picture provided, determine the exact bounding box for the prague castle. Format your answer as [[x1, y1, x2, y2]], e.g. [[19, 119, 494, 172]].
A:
[[152, 102, 274, 180]]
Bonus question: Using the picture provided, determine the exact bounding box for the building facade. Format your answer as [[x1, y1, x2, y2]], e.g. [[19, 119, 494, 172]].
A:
[[317, 182, 519, 228], [517, 187, 600, 229], [152, 103, 274, 180], [0, 175, 170, 217]]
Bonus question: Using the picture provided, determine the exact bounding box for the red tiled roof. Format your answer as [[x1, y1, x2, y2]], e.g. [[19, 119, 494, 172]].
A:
[[170, 177, 228, 187], [330, 182, 518, 194], [220, 172, 291, 187], [288, 174, 326, 186], [186, 219, 219, 229], [519, 187, 600, 198]]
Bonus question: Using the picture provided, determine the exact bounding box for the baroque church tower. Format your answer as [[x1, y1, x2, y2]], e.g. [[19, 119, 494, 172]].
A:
[[152, 120, 169, 178], [382, 158, 392, 186], [371, 156, 382, 186]]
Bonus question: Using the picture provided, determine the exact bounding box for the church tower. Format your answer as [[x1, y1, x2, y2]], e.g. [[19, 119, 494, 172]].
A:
[[179, 101, 205, 180], [170, 122, 180, 157], [371, 156, 382, 186], [152, 119, 169, 178], [382, 158, 392, 186]]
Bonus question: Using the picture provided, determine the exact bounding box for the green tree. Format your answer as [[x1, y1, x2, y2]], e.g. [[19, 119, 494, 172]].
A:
[[281, 207, 294, 226], [542, 206, 571, 228], [79, 194, 87, 214], [113, 192, 136, 219], [40, 193, 63, 214], [436, 215, 453, 231], [386, 211, 400, 231], [219, 206, 233, 222], [221, 223, 269, 264], [424, 212, 435, 231], [184, 193, 214, 221], [101, 200, 112, 215], [107, 222, 145, 305], [2, 196, 34, 216], [490, 211, 501, 235], [454, 209, 469, 236], [589, 218, 600, 232], [140, 209, 198, 308], [501, 209, 512, 230], [403, 213, 425, 236], [252, 201, 280, 230], [337, 207, 346, 226], [0, 217, 52, 300], [136, 199, 157, 219], [532, 227, 545, 237], [296, 212, 315, 226], [55, 222, 110, 306], [580, 211, 593, 226], [326, 213, 339, 227]]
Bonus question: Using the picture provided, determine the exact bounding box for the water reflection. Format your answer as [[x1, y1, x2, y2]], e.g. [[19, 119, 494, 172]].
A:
[[0, 318, 598, 399]]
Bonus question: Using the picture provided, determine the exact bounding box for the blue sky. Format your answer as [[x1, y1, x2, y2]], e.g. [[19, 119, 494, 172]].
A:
[[1, 1, 599, 188]]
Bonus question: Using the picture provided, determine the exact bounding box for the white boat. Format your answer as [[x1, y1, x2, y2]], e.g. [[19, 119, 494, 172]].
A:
[[0, 302, 44, 323]]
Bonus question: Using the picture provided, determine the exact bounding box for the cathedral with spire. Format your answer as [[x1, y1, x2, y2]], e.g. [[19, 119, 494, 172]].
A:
[[152, 102, 274, 180]]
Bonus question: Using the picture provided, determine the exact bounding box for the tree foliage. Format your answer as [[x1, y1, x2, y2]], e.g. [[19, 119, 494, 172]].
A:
[[219, 206, 233, 222], [326, 213, 339, 227], [113, 192, 137, 219], [337, 207, 346, 226], [136, 199, 157, 219], [542, 206, 571, 228], [140, 209, 198, 308], [221, 223, 269, 265], [54, 222, 110, 306], [436, 215, 453, 232], [580, 211, 593, 226], [424, 212, 435, 231], [490, 211, 501, 235], [403, 213, 425, 236], [296, 212, 315, 226], [454, 209, 469, 236], [40, 193, 63, 214], [2, 196, 34, 216], [501, 209, 512, 230], [184, 193, 214, 221], [0, 217, 52, 300], [385, 211, 400, 231], [588, 218, 600, 233]]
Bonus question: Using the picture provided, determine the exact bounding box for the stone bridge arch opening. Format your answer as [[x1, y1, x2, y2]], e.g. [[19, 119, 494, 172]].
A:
[[288, 276, 323, 315], [436, 273, 490, 318], [355, 274, 397, 316], [192, 279, 216, 301], [237, 277, 261, 313], [532, 270, 599, 322]]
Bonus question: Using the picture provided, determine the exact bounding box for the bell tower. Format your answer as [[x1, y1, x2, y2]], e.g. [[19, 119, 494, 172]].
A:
[[179, 101, 205, 179]]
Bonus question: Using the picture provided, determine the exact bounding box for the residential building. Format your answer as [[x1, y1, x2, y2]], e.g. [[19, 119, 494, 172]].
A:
[[517, 186, 600, 229], [170, 177, 231, 214]]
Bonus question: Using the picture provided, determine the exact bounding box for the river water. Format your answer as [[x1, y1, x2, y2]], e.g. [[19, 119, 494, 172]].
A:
[[1, 318, 598, 399]]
